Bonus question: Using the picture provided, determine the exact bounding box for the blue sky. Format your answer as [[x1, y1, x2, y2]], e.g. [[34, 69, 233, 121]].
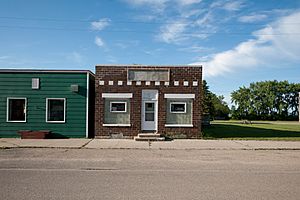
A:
[[0, 0, 299, 105]]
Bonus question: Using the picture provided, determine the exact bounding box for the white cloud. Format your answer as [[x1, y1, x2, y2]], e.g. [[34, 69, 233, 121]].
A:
[[178, 45, 212, 53], [195, 11, 214, 27], [124, 0, 202, 14], [124, 0, 168, 12], [157, 20, 188, 43], [180, 9, 205, 18], [177, 0, 202, 6], [133, 14, 157, 22], [124, 0, 246, 45], [125, 0, 167, 6], [239, 14, 268, 23], [238, 9, 293, 23], [91, 18, 110, 31], [191, 11, 300, 77], [155, 0, 242, 45], [95, 36, 105, 47], [222, 1, 244, 11]]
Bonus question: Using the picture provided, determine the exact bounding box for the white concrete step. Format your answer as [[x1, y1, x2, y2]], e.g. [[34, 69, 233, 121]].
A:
[[137, 133, 161, 138], [134, 136, 165, 141]]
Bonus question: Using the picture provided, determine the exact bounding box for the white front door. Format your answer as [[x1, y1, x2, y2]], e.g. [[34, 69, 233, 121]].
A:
[[141, 101, 157, 131], [141, 90, 158, 131]]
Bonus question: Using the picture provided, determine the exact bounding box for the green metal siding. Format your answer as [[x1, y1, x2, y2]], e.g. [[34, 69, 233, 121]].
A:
[[0, 72, 88, 138]]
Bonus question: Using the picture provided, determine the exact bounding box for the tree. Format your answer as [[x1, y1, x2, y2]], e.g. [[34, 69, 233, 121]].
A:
[[202, 80, 230, 119], [231, 80, 300, 120], [212, 95, 230, 119], [202, 80, 214, 115]]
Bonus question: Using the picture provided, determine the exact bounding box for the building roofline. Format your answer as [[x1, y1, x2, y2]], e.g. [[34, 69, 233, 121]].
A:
[[95, 64, 202, 68], [0, 69, 95, 76]]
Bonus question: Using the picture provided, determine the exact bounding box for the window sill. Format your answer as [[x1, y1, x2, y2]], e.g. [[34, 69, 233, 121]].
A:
[[103, 124, 131, 127], [46, 121, 66, 123], [165, 124, 193, 127], [6, 121, 27, 123]]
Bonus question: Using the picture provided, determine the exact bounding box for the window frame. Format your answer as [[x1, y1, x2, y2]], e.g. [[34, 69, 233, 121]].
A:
[[110, 101, 127, 113], [170, 102, 187, 113], [6, 97, 27, 123], [46, 98, 66, 123]]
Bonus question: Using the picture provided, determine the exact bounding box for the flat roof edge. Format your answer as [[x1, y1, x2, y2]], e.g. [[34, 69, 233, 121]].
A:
[[0, 69, 95, 76], [95, 64, 202, 68]]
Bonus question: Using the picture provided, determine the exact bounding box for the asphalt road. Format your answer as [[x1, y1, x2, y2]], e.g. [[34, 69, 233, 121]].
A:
[[1, 148, 299, 200]]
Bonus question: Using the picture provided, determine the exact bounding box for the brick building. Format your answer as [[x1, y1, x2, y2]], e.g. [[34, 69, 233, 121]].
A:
[[95, 65, 202, 140]]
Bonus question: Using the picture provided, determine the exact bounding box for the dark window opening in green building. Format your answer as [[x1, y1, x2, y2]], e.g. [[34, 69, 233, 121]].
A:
[[47, 98, 65, 122], [7, 98, 26, 122]]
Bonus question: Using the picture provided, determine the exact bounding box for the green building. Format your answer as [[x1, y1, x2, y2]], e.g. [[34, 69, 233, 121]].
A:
[[0, 70, 95, 138]]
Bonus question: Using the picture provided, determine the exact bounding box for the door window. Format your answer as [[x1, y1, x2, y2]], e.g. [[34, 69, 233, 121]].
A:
[[145, 102, 155, 121]]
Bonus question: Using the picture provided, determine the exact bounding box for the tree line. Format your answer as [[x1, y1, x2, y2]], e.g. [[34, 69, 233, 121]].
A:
[[231, 80, 300, 120], [202, 80, 300, 120]]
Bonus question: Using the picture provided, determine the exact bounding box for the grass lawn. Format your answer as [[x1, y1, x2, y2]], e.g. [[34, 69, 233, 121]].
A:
[[203, 120, 300, 141]]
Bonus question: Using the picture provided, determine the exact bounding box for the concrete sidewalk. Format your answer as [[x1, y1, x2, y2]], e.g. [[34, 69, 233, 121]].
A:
[[1, 138, 300, 150], [0, 138, 92, 149]]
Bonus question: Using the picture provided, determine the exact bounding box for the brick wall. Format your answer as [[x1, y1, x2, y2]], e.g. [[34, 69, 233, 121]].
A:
[[95, 65, 202, 139]]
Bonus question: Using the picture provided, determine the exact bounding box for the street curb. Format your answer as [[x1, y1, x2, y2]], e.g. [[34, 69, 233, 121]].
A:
[[0, 146, 82, 149], [1, 146, 300, 150]]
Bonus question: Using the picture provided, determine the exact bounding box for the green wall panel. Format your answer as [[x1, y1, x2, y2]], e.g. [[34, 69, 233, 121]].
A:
[[0, 72, 89, 138]]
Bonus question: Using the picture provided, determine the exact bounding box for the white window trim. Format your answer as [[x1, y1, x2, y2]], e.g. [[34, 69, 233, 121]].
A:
[[170, 102, 186, 113], [164, 94, 195, 99], [165, 124, 193, 127], [46, 98, 66, 123], [103, 124, 131, 127], [6, 97, 27, 123], [102, 93, 133, 98], [110, 101, 127, 113]]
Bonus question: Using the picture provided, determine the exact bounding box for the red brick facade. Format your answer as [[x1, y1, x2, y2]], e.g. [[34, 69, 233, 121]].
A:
[[95, 65, 202, 139]]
